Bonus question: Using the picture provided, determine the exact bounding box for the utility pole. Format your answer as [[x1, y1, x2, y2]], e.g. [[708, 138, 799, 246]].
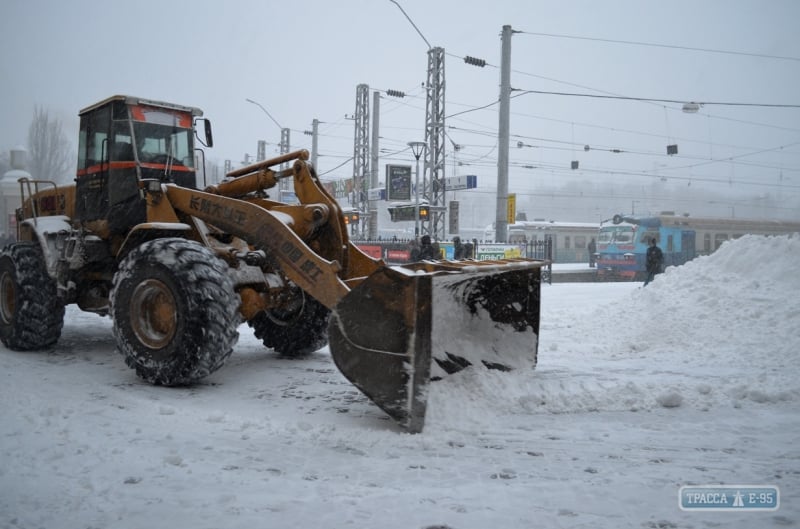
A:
[[495, 25, 514, 243], [279, 128, 291, 196], [310, 119, 319, 170], [304, 119, 320, 173], [369, 91, 381, 240], [256, 140, 266, 162]]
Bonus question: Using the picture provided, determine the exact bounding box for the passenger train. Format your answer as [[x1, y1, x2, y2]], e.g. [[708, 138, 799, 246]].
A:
[[503, 219, 599, 263], [596, 212, 800, 280]]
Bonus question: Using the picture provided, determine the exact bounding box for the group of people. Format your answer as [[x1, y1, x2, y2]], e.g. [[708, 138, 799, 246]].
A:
[[409, 235, 473, 262], [411, 235, 438, 261]]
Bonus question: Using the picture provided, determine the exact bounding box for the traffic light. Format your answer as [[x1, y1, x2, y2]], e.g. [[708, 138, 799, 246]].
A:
[[343, 211, 360, 224], [418, 205, 429, 219]]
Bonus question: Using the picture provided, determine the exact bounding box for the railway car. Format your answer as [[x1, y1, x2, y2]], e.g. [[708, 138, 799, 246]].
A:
[[506, 219, 599, 264], [596, 212, 800, 280], [660, 214, 800, 256]]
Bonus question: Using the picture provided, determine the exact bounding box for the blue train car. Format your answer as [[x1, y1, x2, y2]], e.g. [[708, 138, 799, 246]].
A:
[[596, 214, 696, 280]]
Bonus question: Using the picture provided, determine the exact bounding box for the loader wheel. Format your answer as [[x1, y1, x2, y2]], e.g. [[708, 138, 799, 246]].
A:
[[248, 290, 330, 357], [110, 238, 240, 386], [0, 243, 65, 350]]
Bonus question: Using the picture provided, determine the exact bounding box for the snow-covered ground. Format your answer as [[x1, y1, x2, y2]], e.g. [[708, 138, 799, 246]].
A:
[[1, 234, 798, 529]]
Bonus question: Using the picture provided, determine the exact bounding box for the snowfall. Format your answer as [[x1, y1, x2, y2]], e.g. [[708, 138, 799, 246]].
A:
[[1, 234, 798, 529]]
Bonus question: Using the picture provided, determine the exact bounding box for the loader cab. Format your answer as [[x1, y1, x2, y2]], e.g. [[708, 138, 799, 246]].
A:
[[75, 95, 205, 236]]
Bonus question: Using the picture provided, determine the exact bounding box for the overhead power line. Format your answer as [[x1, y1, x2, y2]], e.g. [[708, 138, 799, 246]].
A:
[[515, 89, 800, 110], [296, 28, 800, 185], [447, 98, 500, 119], [518, 31, 800, 63]]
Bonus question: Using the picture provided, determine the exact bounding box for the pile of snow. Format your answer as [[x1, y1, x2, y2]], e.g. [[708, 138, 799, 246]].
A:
[[426, 234, 800, 429], [626, 233, 799, 360]]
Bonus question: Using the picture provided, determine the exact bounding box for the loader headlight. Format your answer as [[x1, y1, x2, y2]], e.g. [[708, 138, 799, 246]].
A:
[[145, 179, 162, 193]]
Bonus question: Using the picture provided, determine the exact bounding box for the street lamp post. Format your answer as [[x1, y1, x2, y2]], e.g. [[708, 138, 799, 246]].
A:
[[246, 97, 291, 192], [245, 98, 283, 130], [388, 0, 431, 50], [408, 141, 426, 237]]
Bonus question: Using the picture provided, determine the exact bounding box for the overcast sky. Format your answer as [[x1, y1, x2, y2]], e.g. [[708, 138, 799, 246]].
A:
[[1, 0, 798, 221]]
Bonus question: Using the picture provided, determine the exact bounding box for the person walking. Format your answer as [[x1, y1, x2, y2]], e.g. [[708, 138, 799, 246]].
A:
[[643, 237, 663, 286], [588, 237, 597, 268]]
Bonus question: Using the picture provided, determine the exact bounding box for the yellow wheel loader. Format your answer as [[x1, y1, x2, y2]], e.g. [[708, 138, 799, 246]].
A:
[[0, 95, 545, 432]]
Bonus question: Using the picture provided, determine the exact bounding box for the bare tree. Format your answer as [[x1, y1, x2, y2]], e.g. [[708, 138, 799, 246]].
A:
[[27, 106, 73, 184], [0, 151, 9, 177]]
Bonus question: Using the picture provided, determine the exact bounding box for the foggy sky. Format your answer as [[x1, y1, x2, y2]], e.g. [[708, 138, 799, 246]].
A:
[[1, 0, 798, 225]]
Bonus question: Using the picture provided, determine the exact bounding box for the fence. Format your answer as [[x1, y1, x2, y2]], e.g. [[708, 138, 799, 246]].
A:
[[353, 236, 553, 284], [519, 238, 553, 284]]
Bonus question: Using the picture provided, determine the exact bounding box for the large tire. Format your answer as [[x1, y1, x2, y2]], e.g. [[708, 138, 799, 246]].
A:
[[248, 288, 330, 357], [110, 238, 240, 385], [0, 243, 65, 350]]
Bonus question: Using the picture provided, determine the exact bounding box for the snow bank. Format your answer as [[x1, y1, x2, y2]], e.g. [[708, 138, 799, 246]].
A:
[[626, 233, 800, 361], [426, 234, 800, 430]]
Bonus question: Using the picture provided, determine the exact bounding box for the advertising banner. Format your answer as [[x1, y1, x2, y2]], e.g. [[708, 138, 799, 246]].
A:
[[386, 165, 412, 201]]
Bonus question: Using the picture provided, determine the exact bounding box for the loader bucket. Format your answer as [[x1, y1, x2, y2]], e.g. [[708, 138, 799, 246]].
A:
[[328, 260, 543, 433]]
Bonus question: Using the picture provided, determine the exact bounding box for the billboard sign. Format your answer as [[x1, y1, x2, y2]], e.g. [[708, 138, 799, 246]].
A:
[[507, 193, 516, 224], [386, 164, 412, 201]]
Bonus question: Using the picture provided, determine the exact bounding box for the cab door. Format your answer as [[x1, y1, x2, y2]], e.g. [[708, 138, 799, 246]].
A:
[[75, 103, 111, 225]]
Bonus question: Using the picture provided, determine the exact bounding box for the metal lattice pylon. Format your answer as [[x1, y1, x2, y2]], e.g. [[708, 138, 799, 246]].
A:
[[351, 84, 370, 238], [423, 47, 446, 240]]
